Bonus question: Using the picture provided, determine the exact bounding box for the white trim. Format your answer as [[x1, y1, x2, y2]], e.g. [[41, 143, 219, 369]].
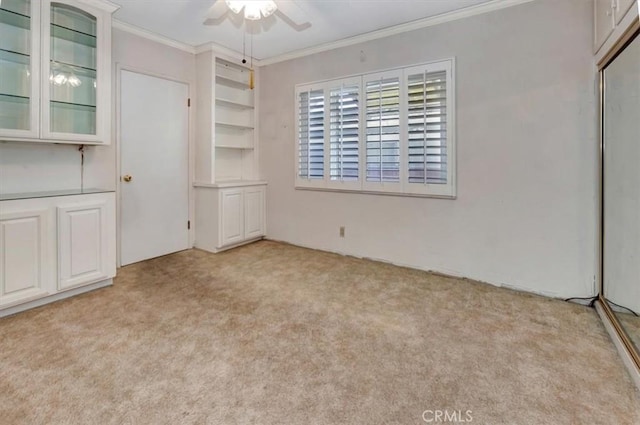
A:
[[194, 180, 267, 189], [195, 42, 246, 64], [80, 0, 119, 14], [112, 20, 196, 54], [0, 278, 112, 318], [257, 0, 536, 66]]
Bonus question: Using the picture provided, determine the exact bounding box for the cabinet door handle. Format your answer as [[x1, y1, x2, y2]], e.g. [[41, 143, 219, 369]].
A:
[[122, 175, 132, 182]]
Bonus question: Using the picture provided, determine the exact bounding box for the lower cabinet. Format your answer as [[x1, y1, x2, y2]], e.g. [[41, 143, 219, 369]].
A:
[[244, 186, 266, 240], [0, 208, 51, 307], [220, 188, 245, 247], [57, 199, 112, 290], [0, 191, 116, 314], [195, 182, 266, 252]]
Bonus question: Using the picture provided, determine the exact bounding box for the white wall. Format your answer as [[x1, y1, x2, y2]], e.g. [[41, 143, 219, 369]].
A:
[[0, 28, 196, 196], [0, 142, 83, 194], [258, 0, 598, 298]]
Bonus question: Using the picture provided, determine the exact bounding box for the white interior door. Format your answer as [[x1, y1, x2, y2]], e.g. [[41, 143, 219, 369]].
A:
[[120, 70, 189, 266]]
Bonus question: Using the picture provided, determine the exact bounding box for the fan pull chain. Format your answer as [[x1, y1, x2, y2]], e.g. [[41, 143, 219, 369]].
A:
[[249, 29, 254, 89]]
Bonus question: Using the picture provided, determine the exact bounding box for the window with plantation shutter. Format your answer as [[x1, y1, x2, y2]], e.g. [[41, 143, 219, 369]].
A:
[[404, 60, 454, 196], [295, 58, 455, 197], [330, 82, 360, 182], [407, 70, 447, 184], [297, 88, 325, 181], [365, 74, 401, 184]]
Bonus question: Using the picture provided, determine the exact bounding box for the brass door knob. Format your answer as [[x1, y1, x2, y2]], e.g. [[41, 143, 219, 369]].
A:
[[123, 175, 132, 182]]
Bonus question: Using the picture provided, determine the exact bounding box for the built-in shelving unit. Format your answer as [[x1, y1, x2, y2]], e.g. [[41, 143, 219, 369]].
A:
[[195, 52, 258, 181], [194, 51, 265, 254], [214, 58, 255, 154]]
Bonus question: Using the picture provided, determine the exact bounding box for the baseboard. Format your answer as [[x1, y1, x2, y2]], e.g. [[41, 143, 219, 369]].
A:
[[196, 237, 265, 254], [263, 237, 587, 301], [0, 279, 113, 319], [595, 300, 640, 390]]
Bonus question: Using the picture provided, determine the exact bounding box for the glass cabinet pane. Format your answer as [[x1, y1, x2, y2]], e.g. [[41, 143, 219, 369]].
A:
[[0, 0, 32, 131], [49, 3, 97, 135]]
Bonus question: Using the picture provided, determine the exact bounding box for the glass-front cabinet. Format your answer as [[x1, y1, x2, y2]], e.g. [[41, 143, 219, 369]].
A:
[[0, 0, 116, 144], [0, 0, 39, 138]]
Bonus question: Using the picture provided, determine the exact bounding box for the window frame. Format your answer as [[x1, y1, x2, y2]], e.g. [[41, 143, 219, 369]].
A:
[[294, 58, 456, 199]]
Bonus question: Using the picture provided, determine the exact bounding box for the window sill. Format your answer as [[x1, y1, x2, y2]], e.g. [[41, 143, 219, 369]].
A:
[[294, 185, 456, 200]]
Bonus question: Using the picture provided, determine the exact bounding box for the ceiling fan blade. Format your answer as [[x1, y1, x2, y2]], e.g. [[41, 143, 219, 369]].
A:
[[203, 0, 231, 26], [203, 10, 229, 26], [274, 9, 311, 32]]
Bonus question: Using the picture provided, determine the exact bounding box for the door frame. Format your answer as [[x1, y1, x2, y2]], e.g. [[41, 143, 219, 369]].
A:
[[115, 64, 195, 267]]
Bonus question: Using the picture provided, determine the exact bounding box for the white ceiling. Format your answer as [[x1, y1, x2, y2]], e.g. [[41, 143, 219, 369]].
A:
[[111, 0, 494, 61]]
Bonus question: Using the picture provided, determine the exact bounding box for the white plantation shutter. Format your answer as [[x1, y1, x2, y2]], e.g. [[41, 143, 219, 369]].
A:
[[330, 83, 360, 182], [295, 58, 455, 197], [365, 74, 401, 183], [407, 70, 447, 184], [297, 88, 325, 180]]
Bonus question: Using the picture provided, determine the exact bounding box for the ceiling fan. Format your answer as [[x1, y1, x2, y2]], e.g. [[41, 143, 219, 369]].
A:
[[203, 0, 311, 32]]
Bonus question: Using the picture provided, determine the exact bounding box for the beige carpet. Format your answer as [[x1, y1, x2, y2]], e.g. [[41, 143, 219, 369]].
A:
[[1, 241, 639, 425]]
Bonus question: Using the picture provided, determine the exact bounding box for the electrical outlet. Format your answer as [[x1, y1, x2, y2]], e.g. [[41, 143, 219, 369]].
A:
[[339, 226, 345, 237]]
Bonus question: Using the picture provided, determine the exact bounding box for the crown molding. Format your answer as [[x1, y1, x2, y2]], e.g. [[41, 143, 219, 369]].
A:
[[257, 0, 536, 66], [111, 0, 534, 66], [194, 42, 246, 63], [84, 0, 120, 13], [112, 20, 196, 54]]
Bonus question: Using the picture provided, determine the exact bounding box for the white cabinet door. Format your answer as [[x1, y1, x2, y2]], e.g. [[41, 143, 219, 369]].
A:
[[219, 188, 244, 247], [0, 209, 50, 306], [0, 0, 41, 140], [41, 0, 113, 143], [615, 0, 635, 23], [57, 200, 108, 290], [244, 186, 265, 240], [595, 0, 615, 52]]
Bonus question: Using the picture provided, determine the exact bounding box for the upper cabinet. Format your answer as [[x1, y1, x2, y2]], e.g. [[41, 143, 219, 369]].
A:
[[594, 0, 639, 60], [594, 0, 615, 51], [616, 0, 636, 24], [0, 0, 40, 139], [0, 0, 117, 145]]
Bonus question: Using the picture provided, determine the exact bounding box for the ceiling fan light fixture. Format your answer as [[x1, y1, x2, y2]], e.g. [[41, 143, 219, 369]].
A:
[[225, 0, 278, 20], [225, 0, 243, 14]]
